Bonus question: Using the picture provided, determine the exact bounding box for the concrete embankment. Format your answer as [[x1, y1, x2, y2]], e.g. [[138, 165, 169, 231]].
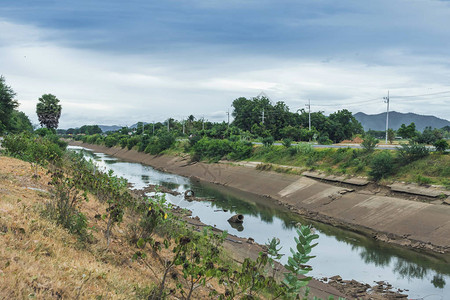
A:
[[70, 141, 450, 256]]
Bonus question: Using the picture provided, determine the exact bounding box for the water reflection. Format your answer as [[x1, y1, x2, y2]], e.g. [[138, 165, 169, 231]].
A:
[[432, 274, 446, 289], [69, 146, 450, 298], [192, 181, 450, 283], [228, 221, 244, 232]]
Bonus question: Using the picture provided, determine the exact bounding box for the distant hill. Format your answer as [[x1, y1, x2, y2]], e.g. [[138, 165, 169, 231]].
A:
[[98, 125, 122, 132], [354, 112, 450, 132]]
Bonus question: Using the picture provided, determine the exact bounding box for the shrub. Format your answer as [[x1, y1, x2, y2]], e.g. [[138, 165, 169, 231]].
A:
[[262, 136, 274, 147], [228, 140, 253, 160], [127, 136, 141, 150], [397, 142, 429, 165], [44, 169, 89, 237], [368, 151, 394, 181], [317, 135, 332, 145], [104, 136, 118, 148], [282, 138, 292, 148], [434, 139, 449, 152], [361, 135, 379, 152]]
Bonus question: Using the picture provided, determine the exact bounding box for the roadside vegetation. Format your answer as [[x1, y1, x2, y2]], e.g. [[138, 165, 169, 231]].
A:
[[67, 124, 449, 188]]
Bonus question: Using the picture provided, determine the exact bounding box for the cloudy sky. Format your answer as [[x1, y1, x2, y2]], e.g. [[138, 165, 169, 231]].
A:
[[1, 0, 449, 128]]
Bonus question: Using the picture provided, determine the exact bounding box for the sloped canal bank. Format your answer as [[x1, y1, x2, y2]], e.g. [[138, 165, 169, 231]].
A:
[[69, 145, 449, 299]]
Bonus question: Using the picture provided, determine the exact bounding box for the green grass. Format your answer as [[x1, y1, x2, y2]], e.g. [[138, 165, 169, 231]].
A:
[[247, 144, 450, 187]]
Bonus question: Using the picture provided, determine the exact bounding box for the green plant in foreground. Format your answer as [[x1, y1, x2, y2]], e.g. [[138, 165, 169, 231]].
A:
[[45, 169, 90, 238], [267, 237, 284, 278], [175, 227, 227, 300], [283, 224, 319, 298]]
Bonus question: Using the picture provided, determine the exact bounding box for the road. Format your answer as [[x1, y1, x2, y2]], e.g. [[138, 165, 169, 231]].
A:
[[253, 142, 436, 151]]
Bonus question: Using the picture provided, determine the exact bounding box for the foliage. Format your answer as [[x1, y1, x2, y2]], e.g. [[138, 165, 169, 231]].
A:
[[8, 110, 33, 133], [231, 96, 361, 142], [368, 151, 394, 181], [397, 123, 417, 139], [2, 133, 64, 175], [266, 237, 284, 278], [361, 135, 379, 152], [326, 109, 363, 143], [415, 126, 441, 145], [283, 224, 319, 297], [434, 139, 448, 152], [317, 135, 332, 145], [36, 93, 62, 129], [282, 138, 292, 148], [174, 228, 226, 300], [44, 169, 90, 238], [397, 142, 429, 165], [192, 137, 253, 162], [387, 128, 395, 144], [0, 75, 19, 133], [262, 136, 274, 147]]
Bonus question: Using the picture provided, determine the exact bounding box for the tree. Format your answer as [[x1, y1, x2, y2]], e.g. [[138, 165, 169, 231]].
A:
[[0, 76, 19, 133], [434, 139, 448, 152], [9, 110, 33, 133], [36, 94, 62, 129], [397, 123, 417, 140], [326, 109, 363, 143], [387, 128, 395, 144]]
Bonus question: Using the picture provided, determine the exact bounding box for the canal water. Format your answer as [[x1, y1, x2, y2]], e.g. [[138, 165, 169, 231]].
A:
[[70, 146, 449, 299]]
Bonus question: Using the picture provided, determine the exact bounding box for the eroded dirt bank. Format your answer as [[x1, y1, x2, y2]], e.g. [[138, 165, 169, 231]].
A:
[[70, 141, 450, 257]]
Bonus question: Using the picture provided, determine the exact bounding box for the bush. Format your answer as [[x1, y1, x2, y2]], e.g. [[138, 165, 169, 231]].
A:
[[104, 136, 118, 148], [228, 141, 253, 160], [262, 136, 274, 147], [2, 133, 64, 168], [361, 135, 379, 152], [369, 151, 394, 181], [192, 137, 232, 161], [434, 139, 449, 152], [282, 138, 292, 148], [317, 135, 332, 145], [397, 142, 429, 165]]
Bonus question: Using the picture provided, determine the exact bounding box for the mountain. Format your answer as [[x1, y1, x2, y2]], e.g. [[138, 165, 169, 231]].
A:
[[98, 125, 122, 132], [354, 112, 450, 132]]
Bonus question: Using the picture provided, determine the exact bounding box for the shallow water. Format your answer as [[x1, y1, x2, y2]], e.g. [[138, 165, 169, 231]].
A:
[[70, 146, 449, 299]]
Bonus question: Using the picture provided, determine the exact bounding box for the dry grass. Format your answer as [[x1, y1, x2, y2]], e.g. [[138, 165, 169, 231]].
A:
[[0, 156, 217, 299]]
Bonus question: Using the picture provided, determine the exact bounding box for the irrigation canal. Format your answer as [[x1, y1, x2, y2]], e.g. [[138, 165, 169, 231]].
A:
[[69, 146, 449, 299]]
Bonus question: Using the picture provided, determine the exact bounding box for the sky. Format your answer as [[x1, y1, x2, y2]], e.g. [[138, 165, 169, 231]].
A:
[[1, 0, 449, 128]]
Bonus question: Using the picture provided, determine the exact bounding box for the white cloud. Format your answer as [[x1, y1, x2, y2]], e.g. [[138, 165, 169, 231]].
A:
[[0, 19, 449, 129]]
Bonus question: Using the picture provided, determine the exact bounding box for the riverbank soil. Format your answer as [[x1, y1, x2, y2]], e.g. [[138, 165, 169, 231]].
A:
[[1, 155, 353, 299], [71, 142, 450, 257]]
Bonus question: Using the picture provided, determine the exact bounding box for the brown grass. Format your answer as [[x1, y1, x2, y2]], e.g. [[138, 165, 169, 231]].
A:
[[0, 156, 217, 299]]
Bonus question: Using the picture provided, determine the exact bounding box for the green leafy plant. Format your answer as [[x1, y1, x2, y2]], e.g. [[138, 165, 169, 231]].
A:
[[368, 151, 394, 181], [397, 142, 429, 165], [44, 169, 90, 238], [283, 224, 319, 298], [282, 138, 292, 148], [434, 139, 448, 152], [361, 135, 379, 152]]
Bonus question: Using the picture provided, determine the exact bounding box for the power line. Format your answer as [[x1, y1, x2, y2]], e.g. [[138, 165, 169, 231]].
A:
[[390, 90, 450, 98]]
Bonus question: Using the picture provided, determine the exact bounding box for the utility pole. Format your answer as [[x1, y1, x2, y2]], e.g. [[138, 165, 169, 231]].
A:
[[383, 91, 390, 144], [226, 110, 230, 128], [167, 119, 170, 132], [261, 108, 265, 125], [305, 99, 311, 131], [202, 118, 205, 130]]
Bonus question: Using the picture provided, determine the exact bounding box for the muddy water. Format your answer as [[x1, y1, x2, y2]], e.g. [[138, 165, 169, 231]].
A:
[[70, 146, 449, 299]]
